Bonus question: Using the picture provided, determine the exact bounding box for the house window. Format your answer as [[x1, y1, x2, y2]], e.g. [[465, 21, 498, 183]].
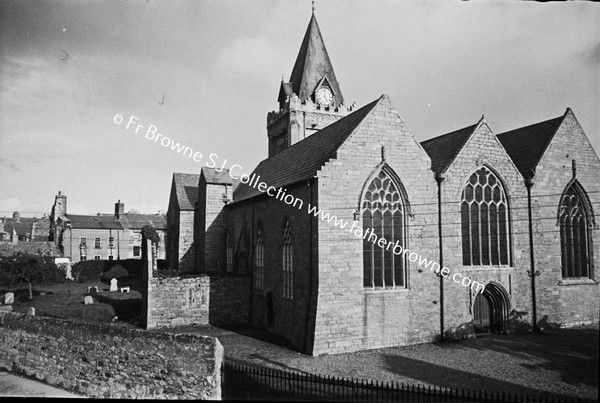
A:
[[133, 246, 140, 257], [282, 217, 293, 299], [560, 183, 593, 278], [108, 254, 114, 261], [226, 229, 233, 272], [255, 223, 264, 289], [80, 237, 86, 247], [461, 167, 511, 266], [80, 255, 87, 261], [109, 236, 114, 248], [95, 237, 101, 249], [94, 255, 101, 260], [362, 167, 407, 288]]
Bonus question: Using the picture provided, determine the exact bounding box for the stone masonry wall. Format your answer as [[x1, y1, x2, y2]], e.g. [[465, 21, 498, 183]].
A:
[[145, 273, 209, 329], [532, 110, 600, 326], [440, 121, 532, 336], [226, 181, 316, 352], [178, 211, 195, 272], [0, 312, 222, 399], [312, 95, 440, 355], [208, 275, 251, 326]]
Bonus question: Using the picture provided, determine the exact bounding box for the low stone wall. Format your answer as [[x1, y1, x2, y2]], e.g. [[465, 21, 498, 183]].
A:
[[145, 273, 210, 329], [0, 312, 223, 399]]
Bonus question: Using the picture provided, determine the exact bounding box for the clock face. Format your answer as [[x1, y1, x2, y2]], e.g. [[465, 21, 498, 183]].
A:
[[316, 87, 334, 106]]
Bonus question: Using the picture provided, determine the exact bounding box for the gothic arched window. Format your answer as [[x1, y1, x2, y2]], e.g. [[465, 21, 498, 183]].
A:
[[362, 167, 407, 289], [225, 229, 233, 272], [255, 223, 264, 289], [461, 167, 511, 266], [282, 217, 293, 299], [560, 183, 593, 278]]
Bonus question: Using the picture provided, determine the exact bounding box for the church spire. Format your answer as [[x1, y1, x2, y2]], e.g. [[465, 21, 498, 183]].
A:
[[288, 12, 344, 108]]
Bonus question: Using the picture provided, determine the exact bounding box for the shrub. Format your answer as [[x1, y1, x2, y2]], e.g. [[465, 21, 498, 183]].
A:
[[101, 264, 129, 280], [71, 260, 105, 283]]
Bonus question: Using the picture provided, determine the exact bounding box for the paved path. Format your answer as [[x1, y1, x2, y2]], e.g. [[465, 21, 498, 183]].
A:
[[0, 371, 81, 398]]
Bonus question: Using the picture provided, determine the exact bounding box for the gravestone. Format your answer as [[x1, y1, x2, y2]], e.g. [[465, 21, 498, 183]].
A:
[[110, 278, 118, 292], [87, 286, 98, 294], [4, 292, 14, 305], [84, 296, 94, 305], [27, 307, 35, 316]]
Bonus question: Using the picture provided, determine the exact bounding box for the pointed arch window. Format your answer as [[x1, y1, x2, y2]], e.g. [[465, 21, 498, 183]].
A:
[[282, 218, 293, 299], [560, 183, 593, 278], [461, 167, 511, 266], [225, 229, 233, 273], [362, 167, 407, 289], [255, 223, 265, 289]]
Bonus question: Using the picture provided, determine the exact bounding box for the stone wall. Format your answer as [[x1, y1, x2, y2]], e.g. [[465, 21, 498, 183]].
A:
[[312, 95, 440, 355], [0, 312, 222, 399], [178, 211, 196, 272], [208, 275, 251, 326], [144, 272, 209, 329], [532, 110, 600, 326]]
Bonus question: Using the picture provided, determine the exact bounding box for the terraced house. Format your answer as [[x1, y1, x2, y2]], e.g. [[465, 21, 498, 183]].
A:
[[165, 12, 599, 355]]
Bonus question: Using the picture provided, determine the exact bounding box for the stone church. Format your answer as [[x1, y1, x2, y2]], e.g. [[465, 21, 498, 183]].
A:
[[164, 12, 599, 355]]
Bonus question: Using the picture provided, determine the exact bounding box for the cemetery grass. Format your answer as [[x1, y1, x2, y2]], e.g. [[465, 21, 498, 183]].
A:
[[2, 279, 143, 325]]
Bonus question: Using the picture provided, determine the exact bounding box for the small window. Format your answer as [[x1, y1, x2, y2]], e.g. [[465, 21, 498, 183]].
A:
[[133, 246, 140, 257], [94, 255, 101, 260], [80, 237, 87, 247], [108, 254, 114, 261], [109, 236, 115, 248], [80, 255, 87, 261], [95, 237, 101, 249]]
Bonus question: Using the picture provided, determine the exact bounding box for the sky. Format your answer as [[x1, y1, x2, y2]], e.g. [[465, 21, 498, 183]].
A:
[[0, 0, 598, 217]]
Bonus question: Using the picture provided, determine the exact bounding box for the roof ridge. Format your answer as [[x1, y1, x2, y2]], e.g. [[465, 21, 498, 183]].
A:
[[421, 122, 478, 145]]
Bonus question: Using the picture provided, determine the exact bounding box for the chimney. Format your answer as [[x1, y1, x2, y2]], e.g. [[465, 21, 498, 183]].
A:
[[12, 211, 20, 222], [115, 200, 124, 218], [53, 191, 67, 217]]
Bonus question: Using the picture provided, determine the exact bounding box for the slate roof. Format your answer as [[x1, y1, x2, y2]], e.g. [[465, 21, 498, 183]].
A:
[[421, 123, 479, 174], [172, 173, 201, 211], [0, 241, 62, 257], [233, 96, 382, 202], [66, 214, 122, 230], [288, 13, 344, 108], [202, 168, 237, 185], [2, 217, 36, 238], [119, 214, 166, 230], [497, 113, 565, 179]]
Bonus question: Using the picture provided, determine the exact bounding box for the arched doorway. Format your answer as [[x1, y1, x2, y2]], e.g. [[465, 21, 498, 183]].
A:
[[473, 282, 510, 334]]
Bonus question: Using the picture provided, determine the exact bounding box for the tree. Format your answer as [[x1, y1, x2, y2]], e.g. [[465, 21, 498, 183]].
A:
[[0, 252, 63, 300]]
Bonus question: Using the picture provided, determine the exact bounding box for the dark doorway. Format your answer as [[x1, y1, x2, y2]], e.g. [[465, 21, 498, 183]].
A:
[[266, 293, 274, 330], [473, 293, 492, 334], [473, 282, 511, 335]]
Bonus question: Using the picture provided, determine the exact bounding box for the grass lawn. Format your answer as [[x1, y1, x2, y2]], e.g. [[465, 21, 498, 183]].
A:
[[1, 278, 143, 326]]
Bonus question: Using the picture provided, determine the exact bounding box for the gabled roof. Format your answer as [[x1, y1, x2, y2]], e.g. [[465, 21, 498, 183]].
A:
[[66, 214, 122, 230], [421, 123, 479, 174], [119, 214, 166, 230], [2, 218, 36, 238], [497, 112, 566, 179], [288, 13, 344, 108], [201, 167, 237, 185], [233, 96, 382, 202], [172, 173, 201, 211]]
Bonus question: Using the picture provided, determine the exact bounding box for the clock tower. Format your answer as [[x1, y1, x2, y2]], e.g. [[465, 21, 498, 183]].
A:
[[267, 11, 354, 157]]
